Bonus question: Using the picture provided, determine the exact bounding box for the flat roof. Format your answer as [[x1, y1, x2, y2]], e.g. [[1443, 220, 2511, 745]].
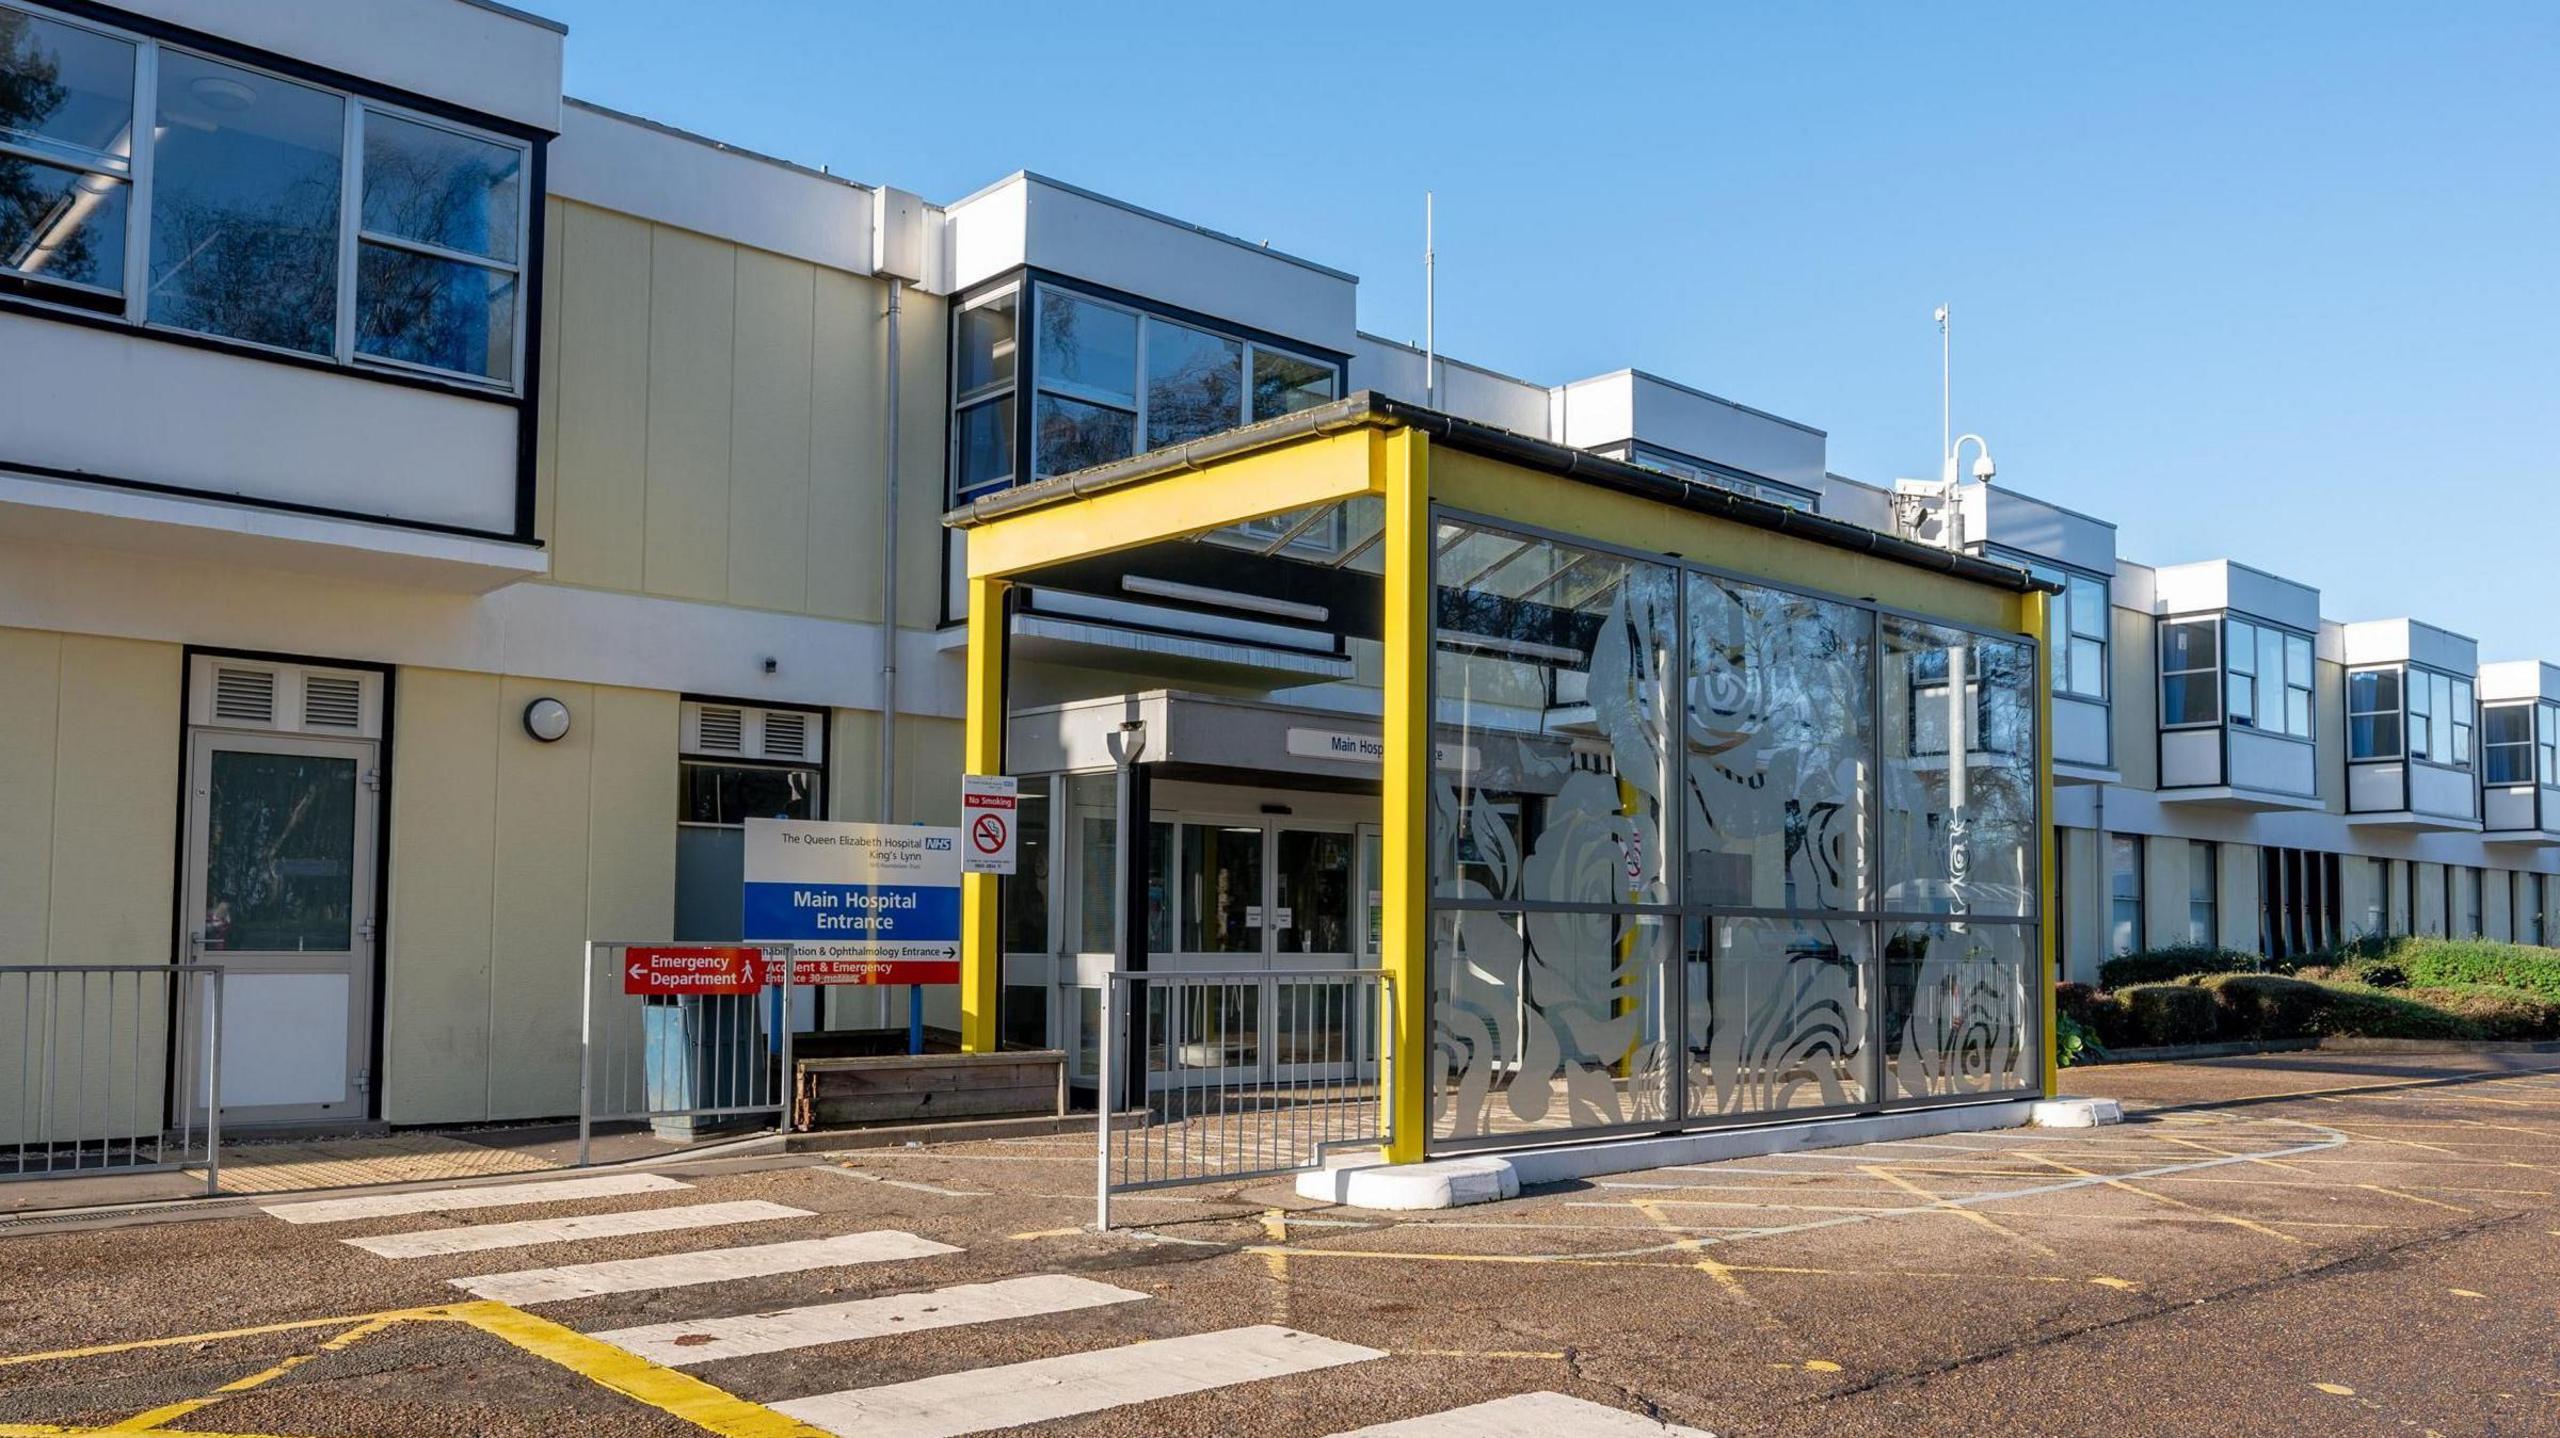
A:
[[947, 391, 2052, 596]]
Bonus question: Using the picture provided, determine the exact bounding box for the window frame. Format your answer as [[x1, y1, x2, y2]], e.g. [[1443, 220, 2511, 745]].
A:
[[2403, 664, 2474, 772], [2347, 664, 2405, 761], [0, 1, 533, 395], [2187, 839, 2218, 946], [1996, 552, 2109, 703], [949, 281, 1021, 498], [2482, 699, 2540, 787], [1614, 441, 1822, 514], [0, 2, 138, 311], [2157, 616, 2223, 730], [2108, 833, 2144, 956], [2216, 614, 2314, 742]]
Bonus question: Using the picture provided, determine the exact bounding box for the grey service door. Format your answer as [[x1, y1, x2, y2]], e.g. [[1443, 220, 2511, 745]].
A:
[[181, 731, 379, 1126]]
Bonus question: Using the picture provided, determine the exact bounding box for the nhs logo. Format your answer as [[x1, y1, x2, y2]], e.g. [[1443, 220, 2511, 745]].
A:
[[923, 836, 954, 851]]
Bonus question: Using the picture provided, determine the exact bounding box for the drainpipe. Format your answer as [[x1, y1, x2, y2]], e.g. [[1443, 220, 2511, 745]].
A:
[[878, 276, 904, 1033]]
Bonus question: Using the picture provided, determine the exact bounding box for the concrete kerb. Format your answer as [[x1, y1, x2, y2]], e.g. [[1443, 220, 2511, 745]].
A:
[[1296, 1099, 2041, 1211]]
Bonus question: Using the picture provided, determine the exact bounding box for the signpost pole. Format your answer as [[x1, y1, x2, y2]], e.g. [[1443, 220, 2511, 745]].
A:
[[777, 950, 797, 1132], [577, 939, 594, 1166], [908, 984, 924, 1056]]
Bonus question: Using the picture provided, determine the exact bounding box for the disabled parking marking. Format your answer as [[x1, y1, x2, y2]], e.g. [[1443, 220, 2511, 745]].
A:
[[0, 1300, 836, 1438]]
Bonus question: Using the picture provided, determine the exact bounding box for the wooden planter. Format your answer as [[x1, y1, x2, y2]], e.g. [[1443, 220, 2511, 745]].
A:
[[792, 1050, 1069, 1131]]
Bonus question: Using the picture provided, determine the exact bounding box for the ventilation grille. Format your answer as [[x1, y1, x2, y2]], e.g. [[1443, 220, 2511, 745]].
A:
[[302, 675, 363, 730], [212, 667, 277, 725], [761, 711, 809, 760], [695, 706, 746, 753]]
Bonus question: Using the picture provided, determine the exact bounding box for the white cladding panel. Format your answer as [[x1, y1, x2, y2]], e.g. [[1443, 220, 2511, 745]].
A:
[[1973, 486, 2116, 574], [2350, 762, 2405, 813], [2230, 730, 2316, 797], [2482, 786, 2541, 833], [2411, 763, 2480, 821], [2153, 560, 2319, 632], [2479, 660, 2560, 705], [2338, 619, 2413, 666], [0, 312, 517, 534], [1011, 177, 1357, 352], [2054, 695, 2110, 770], [110, 0, 564, 132], [549, 103, 874, 275], [1628, 374, 1824, 491], [2112, 559, 2159, 615], [1553, 375, 1638, 450], [944, 176, 1029, 296], [1346, 337, 1551, 437], [1818, 475, 1894, 531], [2409, 621, 2479, 677], [2161, 728, 2221, 788]]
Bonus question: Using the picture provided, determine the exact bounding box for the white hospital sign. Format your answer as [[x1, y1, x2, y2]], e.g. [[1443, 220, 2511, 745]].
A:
[[961, 773, 1018, 876]]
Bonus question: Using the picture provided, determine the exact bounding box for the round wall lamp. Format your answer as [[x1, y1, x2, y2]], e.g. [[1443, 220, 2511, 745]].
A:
[[522, 697, 572, 743]]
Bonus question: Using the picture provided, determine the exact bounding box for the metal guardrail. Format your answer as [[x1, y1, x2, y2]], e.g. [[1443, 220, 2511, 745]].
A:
[[2, 964, 225, 1196], [577, 942, 796, 1165], [1096, 968, 1393, 1230]]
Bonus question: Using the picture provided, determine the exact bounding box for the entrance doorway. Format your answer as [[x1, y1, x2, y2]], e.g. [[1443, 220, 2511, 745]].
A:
[[1059, 781, 1379, 1093], [179, 658, 383, 1127]]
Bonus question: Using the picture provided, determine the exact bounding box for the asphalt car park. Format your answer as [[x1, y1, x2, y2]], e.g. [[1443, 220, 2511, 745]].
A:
[[3, 1051, 2556, 1437]]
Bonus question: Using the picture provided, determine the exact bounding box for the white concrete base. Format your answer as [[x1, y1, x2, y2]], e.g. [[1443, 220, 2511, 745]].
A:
[[1300, 1100, 2037, 1211], [1294, 1156, 1519, 1210], [2029, 1096, 2124, 1128]]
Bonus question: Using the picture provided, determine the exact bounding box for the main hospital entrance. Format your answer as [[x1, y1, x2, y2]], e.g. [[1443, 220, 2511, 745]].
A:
[[957, 395, 2060, 1166]]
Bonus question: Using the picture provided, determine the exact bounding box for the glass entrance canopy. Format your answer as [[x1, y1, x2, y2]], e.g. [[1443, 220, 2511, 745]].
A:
[[949, 392, 2058, 1163]]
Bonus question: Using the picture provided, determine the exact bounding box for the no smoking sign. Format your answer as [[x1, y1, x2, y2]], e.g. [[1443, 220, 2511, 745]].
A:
[[960, 774, 1017, 876]]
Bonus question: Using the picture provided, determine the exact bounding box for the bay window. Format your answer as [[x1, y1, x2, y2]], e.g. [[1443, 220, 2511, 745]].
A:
[[2405, 668, 2473, 768], [2224, 617, 2312, 738], [2348, 668, 2403, 758], [2019, 561, 2107, 700], [1, 2, 529, 388], [2159, 619, 2221, 727], [951, 278, 1341, 501], [2484, 703, 2539, 786]]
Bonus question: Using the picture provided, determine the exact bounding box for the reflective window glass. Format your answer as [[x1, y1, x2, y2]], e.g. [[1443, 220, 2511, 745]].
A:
[[2067, 574, 2106, 639], [1251, 346, 1336, 420], [0, 6, 135, 167], [1142, 316, 1242, 450], [1034, 288, 1137, 405], [1033, 391, 1134, 478], [1882, 921, 2034, 1099], [201, 749, 356, 952], [1685, 575, 1873, 910], [956, 289, 1016, 397], [360, 110, 519, 262], [1433, 521, 1677, 905], [1431, 908, 1671, 1140], [354, 242, 515, 380], [1684, 917, 1872, 1117], [1882, 617, 2037, 918], [148, 51, 343, 353], [955, 395, 1014, 492], [0, 154, 124, 295]]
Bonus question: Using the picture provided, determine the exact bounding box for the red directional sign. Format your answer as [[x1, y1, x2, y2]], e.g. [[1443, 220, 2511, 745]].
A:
[[787, 956, 961, 987], [623, 945, 764, 996]]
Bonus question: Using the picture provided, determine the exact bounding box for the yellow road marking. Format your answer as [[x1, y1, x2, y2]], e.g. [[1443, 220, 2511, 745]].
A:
[[1241, 1244, 2099, 1286], [444, 1300, 832, 1437], [2356, 1182, 2470, 1212], [1007, 1226, 1086, 1240], [101, 1315, 401, 1434], [1401, 1349, 1568, 1360], [1632, 1198, 1761, 1307], [1859, 1165, 2062, 1261], [0, 1306, 456, 1368], [2016, 1152, 2301, 1245]]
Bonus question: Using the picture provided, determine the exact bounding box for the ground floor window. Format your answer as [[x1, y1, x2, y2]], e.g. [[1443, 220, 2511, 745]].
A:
[[673, 701, 825, 941], [2526, 874, 2549, 947], [2109, 835, 2144, 955], [2362, 857, 2389, 938], [2187, 840, 2218, 946], [2259, 847, 2342, 961]]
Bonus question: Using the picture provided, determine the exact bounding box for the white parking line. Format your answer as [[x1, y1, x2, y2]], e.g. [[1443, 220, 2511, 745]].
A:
[[596, 1274, 1148, 1366], [449, 1231, 961, 1304], [344, 1200, 810, 1258], [1326, 1390, 1715, 1436], [771, 1324, 1383, 1437], [262, 1173, 688, 1224]]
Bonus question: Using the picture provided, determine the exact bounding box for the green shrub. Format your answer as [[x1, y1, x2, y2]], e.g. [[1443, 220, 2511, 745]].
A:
[[2196, 973, 2326, 1041], [2403, 984, 2560, 1041], [2307, 984, 2483, 1042], [2116, 983, 2220, 1047], [2056, 1012, 2108, 1067], [2098, 944, 2263, 990], [2327, 935, 2560, 1001]]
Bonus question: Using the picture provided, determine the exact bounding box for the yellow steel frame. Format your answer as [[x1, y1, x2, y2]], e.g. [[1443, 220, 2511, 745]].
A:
[[952, 415, 2059, 1150]]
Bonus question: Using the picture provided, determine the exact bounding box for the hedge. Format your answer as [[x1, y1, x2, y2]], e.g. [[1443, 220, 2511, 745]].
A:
[[2097, 944, 2264, 990], [2114, 983, 2218, 1047], [2306, 985, 2482, 1042], [2403, 983, 2560, 1041], [2193, 973, 2326, 1041]]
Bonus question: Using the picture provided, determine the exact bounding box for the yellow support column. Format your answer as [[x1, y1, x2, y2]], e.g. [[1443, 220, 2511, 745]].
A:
[[960, 575, 1009, 1054], [1379, 428, 1432, 1162], [2027, 587, 2060, 1098]]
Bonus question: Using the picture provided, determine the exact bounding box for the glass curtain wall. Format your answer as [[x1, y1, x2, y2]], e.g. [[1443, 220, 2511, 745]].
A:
[[1427, 513, 2041, 1149]]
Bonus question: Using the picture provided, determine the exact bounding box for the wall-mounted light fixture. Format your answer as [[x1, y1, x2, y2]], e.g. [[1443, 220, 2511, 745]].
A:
[[522, 697, 571, 743]]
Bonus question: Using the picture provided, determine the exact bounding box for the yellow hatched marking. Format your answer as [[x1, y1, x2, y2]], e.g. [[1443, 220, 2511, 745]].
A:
[[1632, 1199, 1760, 1305], [99, 1317, 402, 1434], [1859, 1165, 2062, 1261], [2356, 1182, 2471, 1212], [2016, 1152, 2301, 1245]]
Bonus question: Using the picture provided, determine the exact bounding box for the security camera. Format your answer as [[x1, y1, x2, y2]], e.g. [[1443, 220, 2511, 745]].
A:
[[1971, 453, 1996, 481]]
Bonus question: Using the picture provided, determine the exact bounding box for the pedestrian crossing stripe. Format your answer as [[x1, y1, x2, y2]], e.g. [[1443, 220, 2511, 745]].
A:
[[596, 1274, 1148, 1366], [772, 1324, 1384, 1438], [263, 1172, 688, 1224], [452, 1231, 961, 1305], [344, 1199, 811, 1258]]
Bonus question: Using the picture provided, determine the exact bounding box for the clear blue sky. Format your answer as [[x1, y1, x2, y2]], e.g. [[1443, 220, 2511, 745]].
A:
[[537, 0, 2557, 660]]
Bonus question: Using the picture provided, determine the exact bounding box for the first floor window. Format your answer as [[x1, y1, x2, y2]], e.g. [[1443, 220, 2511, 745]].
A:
[[2109, 834, 2144, 955], [2349, 668, 2403, 759], [2224, 617, 2312, 738], [0, 4, 135, 310], [2187, 840, 2218, 946], [2484, 704, 2536, 785], [2160, 619, 2220, 726]]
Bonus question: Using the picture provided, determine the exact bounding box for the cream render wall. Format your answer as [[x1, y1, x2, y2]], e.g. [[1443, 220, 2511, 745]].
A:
[[2109, 606, 2158, 791], [2056, 826, 2104, 982], [383, 668, 677, 1125], [2217, 842, 2260, 952], [536, 198, 948, 629]]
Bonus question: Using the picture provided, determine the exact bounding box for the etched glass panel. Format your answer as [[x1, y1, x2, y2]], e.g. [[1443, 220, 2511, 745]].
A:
[[1881, 618, 2037, 918], [1685, 576, 1873, 911], [1881, 920, 2033, 1099], [1432, 522, 1676, 906], [1430, 908, 1671, 1140], [1683, 916, 1871, 1117]]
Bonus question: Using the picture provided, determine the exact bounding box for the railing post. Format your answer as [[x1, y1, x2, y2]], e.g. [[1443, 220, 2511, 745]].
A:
[[777, 949, 797, 1134], [1094, 976, 1114, 1232], [577, 940, 594, 1167], [203, 969, 222, 1197]]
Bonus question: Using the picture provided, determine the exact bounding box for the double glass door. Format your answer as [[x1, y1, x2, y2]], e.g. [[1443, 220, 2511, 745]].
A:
[[1070, 803, 1375, 1091]]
